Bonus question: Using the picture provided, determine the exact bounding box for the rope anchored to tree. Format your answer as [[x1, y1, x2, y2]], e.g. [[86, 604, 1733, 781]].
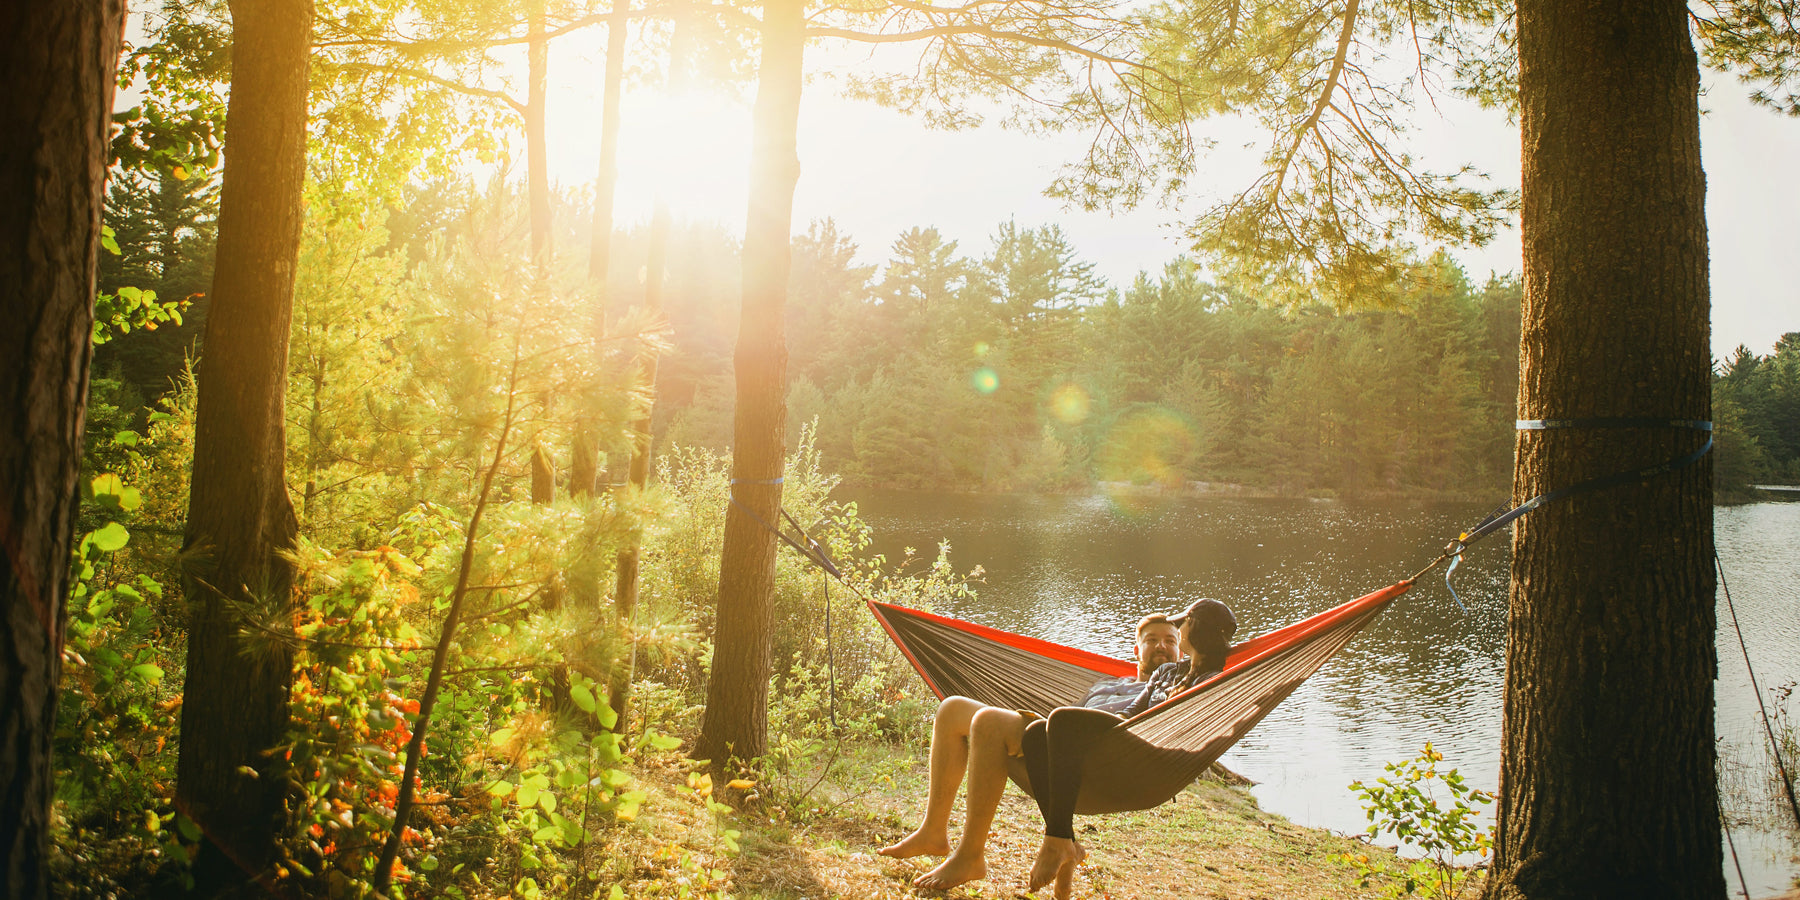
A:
[[1417, 417, 1714, 608]]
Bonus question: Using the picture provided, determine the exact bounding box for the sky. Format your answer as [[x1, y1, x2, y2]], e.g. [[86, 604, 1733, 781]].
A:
[[543, 33, 1800, 360]]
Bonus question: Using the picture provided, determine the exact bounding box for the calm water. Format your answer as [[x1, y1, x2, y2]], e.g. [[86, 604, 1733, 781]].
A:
[[842, 489, 1800, 898]]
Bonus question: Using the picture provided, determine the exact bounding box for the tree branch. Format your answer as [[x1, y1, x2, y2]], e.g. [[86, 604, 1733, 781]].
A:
[[331, 61, 527, 115], [1271, 0, 1358, 198]]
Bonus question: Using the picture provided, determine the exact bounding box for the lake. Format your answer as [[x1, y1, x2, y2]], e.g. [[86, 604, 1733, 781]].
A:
[[841, 489, 1800, 898]]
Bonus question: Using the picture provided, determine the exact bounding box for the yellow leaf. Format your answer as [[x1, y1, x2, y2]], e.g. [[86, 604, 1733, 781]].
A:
[[727, 779, 756, 791]]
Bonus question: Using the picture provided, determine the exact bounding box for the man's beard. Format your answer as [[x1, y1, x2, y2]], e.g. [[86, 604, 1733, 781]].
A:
[[1144, 648, 1177, 668]]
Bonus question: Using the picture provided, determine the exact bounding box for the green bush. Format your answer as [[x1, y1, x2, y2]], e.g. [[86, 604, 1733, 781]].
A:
[[1339, 743, 1494, 899]]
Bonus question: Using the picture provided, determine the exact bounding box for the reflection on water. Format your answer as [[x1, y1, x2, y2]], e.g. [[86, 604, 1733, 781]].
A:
[[843, 490, 1800, 898]]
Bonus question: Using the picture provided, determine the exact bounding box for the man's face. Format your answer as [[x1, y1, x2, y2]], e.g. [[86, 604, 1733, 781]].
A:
[[1135, 623, 1180, 678]]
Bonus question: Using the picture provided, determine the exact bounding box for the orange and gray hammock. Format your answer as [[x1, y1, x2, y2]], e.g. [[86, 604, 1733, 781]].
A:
[[864, 582, 1412, 814], [728, 416, 1717, 815]]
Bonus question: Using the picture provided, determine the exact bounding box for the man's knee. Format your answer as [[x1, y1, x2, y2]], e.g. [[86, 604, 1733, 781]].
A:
[[970, 706, 1026, 752], [935, 696, 984, 735]]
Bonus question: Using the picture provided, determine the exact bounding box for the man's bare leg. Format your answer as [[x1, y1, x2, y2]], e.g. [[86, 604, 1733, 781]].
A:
[[880, 696, 984, 859], [914, 706, 1026, 890]]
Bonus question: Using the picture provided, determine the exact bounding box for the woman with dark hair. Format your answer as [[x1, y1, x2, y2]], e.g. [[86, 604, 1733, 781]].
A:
[[1018, 598, 1238, 898]]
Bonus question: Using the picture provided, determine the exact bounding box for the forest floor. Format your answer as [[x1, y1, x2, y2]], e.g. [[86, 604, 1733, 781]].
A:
[[588, 747, 1448, 900]]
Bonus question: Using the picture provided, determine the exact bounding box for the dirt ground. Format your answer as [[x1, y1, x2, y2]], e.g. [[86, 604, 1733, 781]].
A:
[[603, 756, 1422, 900]]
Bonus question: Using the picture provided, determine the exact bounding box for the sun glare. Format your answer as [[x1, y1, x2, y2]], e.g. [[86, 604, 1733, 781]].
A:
[[603, 88, 751, 228], [544, 35, 753, 230]]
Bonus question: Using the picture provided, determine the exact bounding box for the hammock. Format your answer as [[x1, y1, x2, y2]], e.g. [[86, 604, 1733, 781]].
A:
[[865, 580, 1413, 815]]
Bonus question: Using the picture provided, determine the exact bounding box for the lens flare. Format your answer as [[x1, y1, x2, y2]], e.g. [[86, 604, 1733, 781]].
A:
[[1096, 406, 1198, 488], [1049, 383, 1090, 424], [974, 341, 991, 357], [971, 367, 1000, 394]]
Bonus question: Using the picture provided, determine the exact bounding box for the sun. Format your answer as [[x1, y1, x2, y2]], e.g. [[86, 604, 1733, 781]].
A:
[[544, 36, 754, 230], [533, 17, 771, 230], [615, 88, 753, 225]]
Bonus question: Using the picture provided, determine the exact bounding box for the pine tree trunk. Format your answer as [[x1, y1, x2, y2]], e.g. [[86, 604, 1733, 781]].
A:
[[608, 202, 668, 728], [527, 0, 551, 271], [0, 4, 123, 896], [176, 0, 312, 891], [695, 0, 804, 766], [570, 0, 630, 501], [1486, 3, 1720, 898]]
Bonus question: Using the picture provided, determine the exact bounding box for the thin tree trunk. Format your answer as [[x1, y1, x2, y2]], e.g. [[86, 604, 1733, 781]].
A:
[[586, 0, 629, 338], [0, 4, 123, 897], [695, 0, 805, 766], [374, 348, 523, 894], [527, 0, 551, 272], [1486, 2, 1720, 898], [607, 201, 668, 729], [176, 0, 312, 891], [571, 0, 631, 502], [530, 442, 556, 503]]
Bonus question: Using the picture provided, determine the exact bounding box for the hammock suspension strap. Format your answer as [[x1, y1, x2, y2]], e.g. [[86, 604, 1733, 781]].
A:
[[728, 479, 848, 727], [1434, 417, 1714, 608], [1718, 550, 1800, 832]]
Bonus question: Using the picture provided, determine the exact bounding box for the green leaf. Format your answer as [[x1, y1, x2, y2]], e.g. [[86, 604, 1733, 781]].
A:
[[91, 473, 124, 498], [175, 814, 202, 842], [515, 781, 541, 809], [570, 683, 596, 714], [101, 225, 121, 256], [113, 430, 140, 447], [130, 663, 164, 684], [594, 700, 618, 729], [90, 522, 130, 553], [486, 780, 514, 797], [538, 791, 556, 813], [531, 824, 563, 845]]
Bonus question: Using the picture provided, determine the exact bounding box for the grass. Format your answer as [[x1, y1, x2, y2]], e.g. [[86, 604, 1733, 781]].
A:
[[588, 742, 1437, 900]]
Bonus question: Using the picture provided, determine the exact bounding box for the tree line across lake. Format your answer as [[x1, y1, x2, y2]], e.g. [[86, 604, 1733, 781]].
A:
[[95, 170, 1797, 502]]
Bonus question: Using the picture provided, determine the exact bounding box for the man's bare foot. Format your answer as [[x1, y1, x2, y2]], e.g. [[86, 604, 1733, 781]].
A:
[[913, 850, 986, 891], [1027, 836, 1085, 894], [878, 828, 951, 859]]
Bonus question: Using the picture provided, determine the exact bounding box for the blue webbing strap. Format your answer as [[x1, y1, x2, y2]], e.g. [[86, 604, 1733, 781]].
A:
[[728, 478, 845, 728], [726, 478, 845, 579], [1442, 418, 1714, 608]]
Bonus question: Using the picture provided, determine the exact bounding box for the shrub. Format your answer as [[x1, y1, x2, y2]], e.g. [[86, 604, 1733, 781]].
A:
[[1339, 743, 1494, 899]]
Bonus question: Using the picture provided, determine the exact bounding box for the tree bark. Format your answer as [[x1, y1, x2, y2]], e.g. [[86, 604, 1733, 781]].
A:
[[694, 0, 805, 766], [608, 202, 668, 729], [586, 0, 629, 331], [176, 0, 312, 891], [570, 0, 628, 501], [527, 0, 551, 272], [0, 3, 123, 897], [1487, 3, 1720, 898]]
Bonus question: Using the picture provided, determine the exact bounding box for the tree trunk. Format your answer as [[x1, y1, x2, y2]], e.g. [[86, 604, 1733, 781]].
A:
[[530, 442, 556, 503], [1487, 3, 1720, 898], [176, 0, 312, 891], [527, 0, 551, 272], [586, 0, 629, 336], [0, 4, 123, 897], [694, 0, 804, 766], [570, 0, 628, 501], [608, 202, 668, 729]]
